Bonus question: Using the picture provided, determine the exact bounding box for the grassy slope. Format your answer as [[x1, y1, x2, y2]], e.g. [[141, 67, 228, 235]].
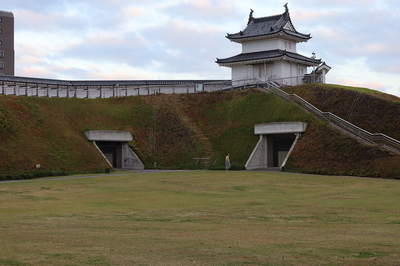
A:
[[177, 89, 317, 168], [0, 85, 399, 179], [0, 96, 109, 178], [0, 95, 199, 179], [280, 84, 400, 178], [179, 89, 399, 178], [281, 84, 400, 140]]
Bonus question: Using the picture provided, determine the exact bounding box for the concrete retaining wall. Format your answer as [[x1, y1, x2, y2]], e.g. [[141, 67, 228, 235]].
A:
[[85, 130, 133, 142]]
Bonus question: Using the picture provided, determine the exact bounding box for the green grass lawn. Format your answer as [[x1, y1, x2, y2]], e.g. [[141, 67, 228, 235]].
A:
[[1, 171, 399, 265]]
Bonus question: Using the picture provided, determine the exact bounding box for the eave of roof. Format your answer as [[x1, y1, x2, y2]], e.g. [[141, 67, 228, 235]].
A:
[[216, 49, 322, 66], [228, 30, 311, 43], [226, 7, 311, 43], [316, 62, 332, 74]]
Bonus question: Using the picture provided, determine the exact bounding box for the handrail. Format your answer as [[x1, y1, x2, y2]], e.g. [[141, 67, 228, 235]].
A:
[[231, 75, 314, 89], [253, 78, 400, 155]]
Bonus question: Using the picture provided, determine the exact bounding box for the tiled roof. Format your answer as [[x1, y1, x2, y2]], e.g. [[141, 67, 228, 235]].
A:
[[227, 7, 311, 42], [216, 49, 321, 66], [0, 75, 229, 87], [316, 62, 332, 74], [0, 76, 72, 86]]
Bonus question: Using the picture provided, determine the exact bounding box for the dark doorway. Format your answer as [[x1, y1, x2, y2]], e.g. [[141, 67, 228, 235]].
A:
[[96, 141, 120, 167], [272, 135, 296, 167]]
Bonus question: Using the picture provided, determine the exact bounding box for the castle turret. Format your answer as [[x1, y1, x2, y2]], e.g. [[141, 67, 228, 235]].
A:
[[216, 4, 330, 87]]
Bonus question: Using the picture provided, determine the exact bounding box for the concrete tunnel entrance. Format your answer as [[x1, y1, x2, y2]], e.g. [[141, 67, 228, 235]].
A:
[[245, 122, 307, 170], [85, 130, 144, 170], [270, 134, 297, 167], [95, 141, 122, 168]]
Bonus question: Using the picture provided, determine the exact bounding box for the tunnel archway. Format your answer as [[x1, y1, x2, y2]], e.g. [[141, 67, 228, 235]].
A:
[[85, 130, 144, 169], [245, 122, 307, 170]]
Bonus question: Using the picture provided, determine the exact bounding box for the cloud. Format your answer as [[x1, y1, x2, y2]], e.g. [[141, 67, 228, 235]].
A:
[[2, 0, 400, 97], [36, 1, 235, 79], [163, 0, 240, 23], [14, 10, 86, 33], [289, 0, 400, 94]]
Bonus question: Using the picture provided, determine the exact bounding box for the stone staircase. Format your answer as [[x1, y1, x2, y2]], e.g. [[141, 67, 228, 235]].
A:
[[171, 95, 216, 168], [254, 79, 400, 155]]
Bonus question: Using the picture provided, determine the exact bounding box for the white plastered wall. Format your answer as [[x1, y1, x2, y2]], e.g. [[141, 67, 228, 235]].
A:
[[232, 65, 255, 86], [242, 38, 297, 53]]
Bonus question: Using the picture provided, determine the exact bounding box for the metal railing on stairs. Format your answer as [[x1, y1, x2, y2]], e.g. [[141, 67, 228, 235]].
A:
[[253, 79, 400, 155]]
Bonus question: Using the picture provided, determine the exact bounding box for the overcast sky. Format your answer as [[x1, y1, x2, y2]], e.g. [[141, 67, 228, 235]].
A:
[[1, 0, 400, 97]]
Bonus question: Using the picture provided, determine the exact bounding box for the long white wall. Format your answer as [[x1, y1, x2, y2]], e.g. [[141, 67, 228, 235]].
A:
[[0, 82, 231, 98]]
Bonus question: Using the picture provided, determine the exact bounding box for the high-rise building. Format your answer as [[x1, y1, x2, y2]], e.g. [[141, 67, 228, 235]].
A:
[[0, 11, 14, 76]]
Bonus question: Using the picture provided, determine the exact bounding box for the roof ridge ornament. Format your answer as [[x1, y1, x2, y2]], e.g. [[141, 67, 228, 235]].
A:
[[247, 9, 254, 25], [284, 3, 288, 12]]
